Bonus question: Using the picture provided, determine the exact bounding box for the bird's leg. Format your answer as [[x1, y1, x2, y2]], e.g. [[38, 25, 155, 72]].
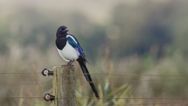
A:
[[67, 60, 74, 66]]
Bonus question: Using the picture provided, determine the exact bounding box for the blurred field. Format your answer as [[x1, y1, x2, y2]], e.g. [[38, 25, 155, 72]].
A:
[[1, 0, 188, 106]]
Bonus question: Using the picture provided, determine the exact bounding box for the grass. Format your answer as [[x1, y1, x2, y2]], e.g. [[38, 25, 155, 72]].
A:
[[1, 51, 188, 106]]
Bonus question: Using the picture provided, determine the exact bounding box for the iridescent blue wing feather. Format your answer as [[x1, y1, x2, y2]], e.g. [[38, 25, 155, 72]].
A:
[[66, 35, 85, 58]]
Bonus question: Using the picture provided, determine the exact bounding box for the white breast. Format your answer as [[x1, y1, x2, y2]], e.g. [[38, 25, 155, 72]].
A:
[[57, 42, 79, 62]]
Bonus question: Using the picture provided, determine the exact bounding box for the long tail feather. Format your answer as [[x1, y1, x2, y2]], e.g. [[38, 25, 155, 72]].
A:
[[77, 57, 99, 99]]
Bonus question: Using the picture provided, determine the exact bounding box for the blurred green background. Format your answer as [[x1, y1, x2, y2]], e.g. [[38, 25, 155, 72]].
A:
[[0, 0, 188, 106]]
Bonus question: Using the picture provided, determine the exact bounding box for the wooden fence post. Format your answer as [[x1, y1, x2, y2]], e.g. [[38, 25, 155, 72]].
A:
[[42, 65, 77, 106], [61, 65, 76, 106]]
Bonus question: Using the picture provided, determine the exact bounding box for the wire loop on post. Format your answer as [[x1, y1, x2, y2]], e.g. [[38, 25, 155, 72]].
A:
[[41, 68, 54, 76], [44, 93, 55, 102]]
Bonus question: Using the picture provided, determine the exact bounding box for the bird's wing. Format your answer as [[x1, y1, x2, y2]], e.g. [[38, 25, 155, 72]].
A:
[[66, 35, 85, 58]]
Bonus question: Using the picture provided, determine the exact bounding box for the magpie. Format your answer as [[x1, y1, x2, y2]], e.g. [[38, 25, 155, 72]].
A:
[[55, 26, 99, 99]]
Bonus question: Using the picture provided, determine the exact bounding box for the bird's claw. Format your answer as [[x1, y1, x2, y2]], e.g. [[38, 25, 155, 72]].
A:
[[67, 60, 74, 66]]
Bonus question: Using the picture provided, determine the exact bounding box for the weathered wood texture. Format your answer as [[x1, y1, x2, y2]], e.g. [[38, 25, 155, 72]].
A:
[[62, 65, 76, 106], [52, 65, 76, 106]]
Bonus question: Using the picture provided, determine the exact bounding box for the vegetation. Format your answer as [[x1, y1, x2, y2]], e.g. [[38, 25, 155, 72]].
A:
[[0, 0, 188, 105]]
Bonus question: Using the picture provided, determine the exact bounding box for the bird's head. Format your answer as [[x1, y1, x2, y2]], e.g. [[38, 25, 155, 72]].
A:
[[56, 26, 69, 38]]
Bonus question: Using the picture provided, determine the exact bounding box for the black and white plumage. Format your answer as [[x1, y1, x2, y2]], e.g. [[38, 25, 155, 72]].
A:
[[55, 26, 99, 99]]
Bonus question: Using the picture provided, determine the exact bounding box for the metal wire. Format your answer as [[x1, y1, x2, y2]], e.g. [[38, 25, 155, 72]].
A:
[[1, 96, 188, 105], [1, 96, 188, 100], [0, 72, 187, 86], [0, 72, 186, 78], [1, 96, 188, 106], [0, 72, 187, 105]]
